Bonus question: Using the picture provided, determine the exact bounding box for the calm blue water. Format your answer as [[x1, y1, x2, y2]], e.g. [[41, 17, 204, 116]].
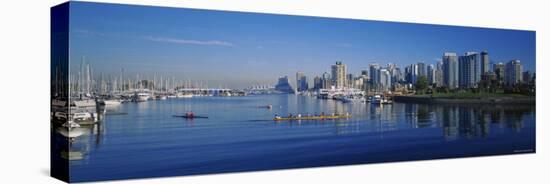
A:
[[65, 94, 535, 182]]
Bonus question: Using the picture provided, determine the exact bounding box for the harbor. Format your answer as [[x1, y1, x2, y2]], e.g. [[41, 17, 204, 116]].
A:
[[47, 3, 537, 182], [56, 94, 535, 182]]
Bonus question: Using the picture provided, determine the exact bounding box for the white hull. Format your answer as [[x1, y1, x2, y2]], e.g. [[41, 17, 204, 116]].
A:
[[178, 94, 193, 98], [56, 127, 86, 138], [103, 100, 121, 106], [137, 96, 149, 102], [73, 100, 96, 107]]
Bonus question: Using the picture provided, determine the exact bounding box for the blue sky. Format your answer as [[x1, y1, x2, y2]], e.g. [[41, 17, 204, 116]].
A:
[[69, 2, 536, 88]]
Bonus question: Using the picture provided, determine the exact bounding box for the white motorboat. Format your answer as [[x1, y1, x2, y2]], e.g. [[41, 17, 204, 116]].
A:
[[177, 93, 193, 98], [72, 99, 96, 107], [102, 99, 121, 106], [133, 92, 150, 102]]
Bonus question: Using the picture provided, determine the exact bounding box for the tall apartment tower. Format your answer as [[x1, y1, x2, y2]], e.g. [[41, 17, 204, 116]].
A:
[[443, 52, 459, 89], [505, 59, 523, 86], [331, 61, 347, 89], [296, 71, 308, 92], [481, 51, 490, 74], [459, 52, 480, 88]]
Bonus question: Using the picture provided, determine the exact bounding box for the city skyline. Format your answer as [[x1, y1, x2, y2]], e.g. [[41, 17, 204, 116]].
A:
[[69, 2, 535, 88]]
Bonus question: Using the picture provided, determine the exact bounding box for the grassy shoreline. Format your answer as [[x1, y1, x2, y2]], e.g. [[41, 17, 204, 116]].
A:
[[394, 92, 535, 104]]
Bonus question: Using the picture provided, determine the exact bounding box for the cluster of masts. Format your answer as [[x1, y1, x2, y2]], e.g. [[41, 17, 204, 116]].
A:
[[68, 58, 232, 97]]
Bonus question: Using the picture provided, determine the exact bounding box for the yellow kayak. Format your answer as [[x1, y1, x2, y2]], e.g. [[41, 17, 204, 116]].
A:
[[274, 115, 351, 121]]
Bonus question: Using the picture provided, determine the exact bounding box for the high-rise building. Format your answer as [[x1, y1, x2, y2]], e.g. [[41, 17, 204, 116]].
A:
[[404, 65, 413, 84], [522, 71, 532, 84], [379, 68, 391, 92], [296, 71, 308, 92], [321, 72, 331, 89], [417, 62, 426, 77], [387, 63, 396, 82], [369, 63, 380, 90], [435, 61, 443, 87], [459, 52, 480, 88], [493, 62, 505, 83], [412, 63, 419, 84], [346, 74, 354, 88], [313, 76, 322, 90], [360, 69, 369, 91], [394, 67, 403, 83], [361, 69, 368, 76], [275, 76, 295, 93], [481, 51, 489, 74], [331, 61, 347, 89], [443, 52, 459, 89], [427, 64, 435, 85], [505, 59, 523, 86]]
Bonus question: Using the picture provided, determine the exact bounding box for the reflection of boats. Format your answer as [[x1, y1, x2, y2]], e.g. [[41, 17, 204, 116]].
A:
[[56, 127, 86, 138], [56, 121, 86, 138], [61, 151, 84, 161], [371, 95, 382, 104], [274, 114, 351, 121], [173, 115, 208, 119], [63, 120, 80, 129], [370, 95, 393, 105], [338, 96, 352, 103]]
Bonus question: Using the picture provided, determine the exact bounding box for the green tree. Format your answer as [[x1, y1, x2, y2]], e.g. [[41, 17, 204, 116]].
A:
[[415, 75, 428, 94]]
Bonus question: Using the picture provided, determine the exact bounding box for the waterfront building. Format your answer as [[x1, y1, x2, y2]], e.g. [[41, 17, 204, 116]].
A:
[[359, 69, 369, 91], [493, 62, 505, 83], [353, 77, 364, 90], [404, 65, 413, 84], [417, 62, 426, 77], [331, 61, 347, 89], [412, 63, 419, 84], [313, 76, 322, 90], [435, 61, 443, 87], [387, 63, 396, 82], [393, 67, 403, 83], [369, 63, 380, 90], [459, 52, 480, 88], [296, 71, 308, 92], [427, 64, 435, 85], [505, 59, 523, 86], [346, 73, 354, 88], [443, 52, 459, 89], [275, 76, 295, 93], [481, 51, 490, 74], [321, 72, 332, 89], [523, 71, 533, 84], [379, 68, 391, 92]]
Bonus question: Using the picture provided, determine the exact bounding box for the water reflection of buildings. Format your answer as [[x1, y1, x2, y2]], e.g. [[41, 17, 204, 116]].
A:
[[441, 105, 531, 140], [400, 103, 532, 141]]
